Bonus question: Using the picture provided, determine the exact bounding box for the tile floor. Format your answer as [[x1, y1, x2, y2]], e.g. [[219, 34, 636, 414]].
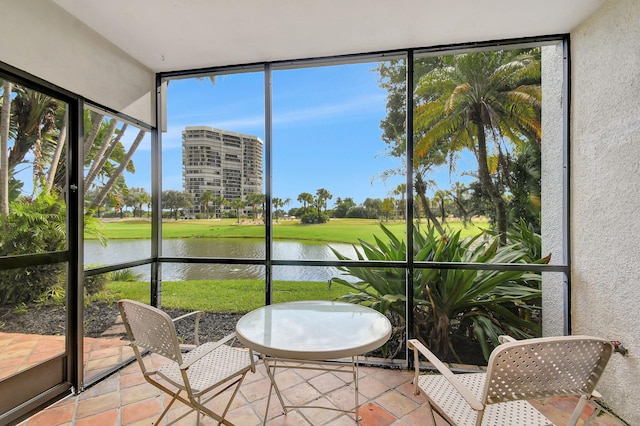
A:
[[2, 331, 628, 425]]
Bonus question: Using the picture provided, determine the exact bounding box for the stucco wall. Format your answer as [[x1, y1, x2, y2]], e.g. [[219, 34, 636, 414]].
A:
[[0, 0, 154, 126], [541, 42, 568, 337], [571, 0, 640, 422]]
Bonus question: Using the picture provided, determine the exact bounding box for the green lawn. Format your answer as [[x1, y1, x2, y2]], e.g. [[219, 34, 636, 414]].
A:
[[89, 218, 488, 244], [107, 279, 349, 312]]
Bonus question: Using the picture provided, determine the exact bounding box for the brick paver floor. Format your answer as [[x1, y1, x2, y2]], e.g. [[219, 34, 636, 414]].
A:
[[2, 332, 628, 425]]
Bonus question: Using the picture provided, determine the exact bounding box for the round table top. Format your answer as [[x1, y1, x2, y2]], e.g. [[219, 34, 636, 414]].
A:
[[235, 300, 392, 360]]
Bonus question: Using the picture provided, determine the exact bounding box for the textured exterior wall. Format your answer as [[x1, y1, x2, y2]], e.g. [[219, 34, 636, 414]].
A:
[[0, 0, 154, 126], [571, 0, 640, 422], [541, 42, 567, 337]]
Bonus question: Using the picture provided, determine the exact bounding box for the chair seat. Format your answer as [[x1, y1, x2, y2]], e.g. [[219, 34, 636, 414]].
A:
[[158, 342, 257, 396], [418, 373, 554, 426]]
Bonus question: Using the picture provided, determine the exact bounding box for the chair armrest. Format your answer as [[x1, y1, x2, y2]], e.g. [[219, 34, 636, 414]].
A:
[[498, 335, 516, 344], [172, 310, 204, 346], [408, 339, 483, 411], [180, 332, 240, 369]]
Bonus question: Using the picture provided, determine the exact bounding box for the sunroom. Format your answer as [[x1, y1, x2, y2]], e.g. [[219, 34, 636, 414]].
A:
[[0, 0, 638, 425]]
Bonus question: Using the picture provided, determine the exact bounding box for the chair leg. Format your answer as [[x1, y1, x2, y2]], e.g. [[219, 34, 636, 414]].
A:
[[155, 389, 181, 425], [567, 395, 589, 426], [197, 396, 201, 426], [427, 401, 439, 426], [190, 374, 249, 426], [222, 374, 247, 421]]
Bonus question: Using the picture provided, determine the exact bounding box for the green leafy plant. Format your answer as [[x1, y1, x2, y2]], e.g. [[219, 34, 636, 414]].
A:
[[330, 223, 547, 362], [0, 192, 107, 305], [38, 284, 66, 305], [0, 193, 67, 305], [108, 268, 143, 282], [300, 211, 329, 224]]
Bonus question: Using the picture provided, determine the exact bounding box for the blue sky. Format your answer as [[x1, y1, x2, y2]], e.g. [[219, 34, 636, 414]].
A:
[[120, 61, 475, 208], [162, 62, 405, 207], [14, 60, 474, 207]]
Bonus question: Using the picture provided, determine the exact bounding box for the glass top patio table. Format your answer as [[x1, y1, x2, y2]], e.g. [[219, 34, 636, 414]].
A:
[[235, 300, 392, 360]]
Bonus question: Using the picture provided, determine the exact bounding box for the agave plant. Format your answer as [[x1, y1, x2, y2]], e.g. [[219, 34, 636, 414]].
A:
[[330, 224, 547, 362]]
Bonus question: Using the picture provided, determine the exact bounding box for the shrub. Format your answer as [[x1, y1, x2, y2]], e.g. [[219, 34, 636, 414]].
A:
[[0, 192, 107, 305], [300, 211, 329, 224], [346, 207, 367, 218], [0, 264, 65, 305], [84, 274, 109, 295], [330, 223, 547, 362], [0, 193, 67, 305], [108, 268, 144, 282]]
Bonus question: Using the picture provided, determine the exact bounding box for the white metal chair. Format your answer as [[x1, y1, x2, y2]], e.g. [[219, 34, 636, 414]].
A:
[[118, 299, 257, 426], [408, 335, 613, 426]]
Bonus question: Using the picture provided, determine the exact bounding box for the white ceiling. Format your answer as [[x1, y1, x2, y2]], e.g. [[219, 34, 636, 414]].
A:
[[52, 0, 605, 73]]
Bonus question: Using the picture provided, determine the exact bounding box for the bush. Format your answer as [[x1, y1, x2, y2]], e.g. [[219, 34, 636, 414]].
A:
[[84, 274, 109, 295], [0, 264, 65, 305], [0, 193, 67, 305], [300, 211, 329, 224], [287, 207, 305, 218], [346, 207, 367, 218], [108, 268, 144, 282], [330, 223, 547, 362]]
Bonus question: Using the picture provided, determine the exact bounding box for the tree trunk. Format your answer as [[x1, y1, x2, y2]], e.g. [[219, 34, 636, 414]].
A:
[[90, 129, 145, 210], [475, 125, 507, 244], [46, 108, 68, 193], [83, 112, 105, 162], [0, 81, 12, 222], [414, 172, 445, 235], [84, 119, 119, 194]]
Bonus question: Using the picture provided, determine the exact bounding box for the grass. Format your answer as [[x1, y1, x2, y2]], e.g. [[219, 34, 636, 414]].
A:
[[89, 217, 488, 244], [107, 279, 349, 312]]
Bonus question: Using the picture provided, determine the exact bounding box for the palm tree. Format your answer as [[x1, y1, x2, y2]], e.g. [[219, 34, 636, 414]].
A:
[[381, 198, 395, 221], [211, 194, 227, 219], [297, 192, 314, 214], [83, 111, 105, 162], [315, 188, 332, 216], [433, 190, 450, 222], [199, 190, 214, 218], [129, 187, 151, 217], [392, 183, 406, 220], [110, 193, 125, 219], [448, 181, 471, 224], [45, 108, 68, 193], [272, 197, 283, 222], [3, 90, 142, 212], [231, 198, 245, 224], [283, 197, 291, 214], [89, 129, 146, 210], [0, 80, 12, 222], [8, 86, 59, 173], [83, 117, 122, 195], [245, 192, 265, 220], [414, 49, 541, 242], [414, 171, 444, 234]]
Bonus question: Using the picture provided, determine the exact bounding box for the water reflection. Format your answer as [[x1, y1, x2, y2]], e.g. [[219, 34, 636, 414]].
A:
[[84, 239, 358, 282]]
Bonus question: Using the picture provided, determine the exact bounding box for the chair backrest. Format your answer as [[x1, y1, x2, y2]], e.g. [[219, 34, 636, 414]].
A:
[[483, 335, 613, 405], [118, 299, 184, 364]]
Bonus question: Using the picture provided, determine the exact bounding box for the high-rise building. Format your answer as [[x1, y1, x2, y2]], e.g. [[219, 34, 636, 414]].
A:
[[182, 126, 263, 216]]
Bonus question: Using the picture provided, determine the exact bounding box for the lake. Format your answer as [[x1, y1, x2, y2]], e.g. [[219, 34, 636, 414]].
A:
[[84, 239, 360, 282]]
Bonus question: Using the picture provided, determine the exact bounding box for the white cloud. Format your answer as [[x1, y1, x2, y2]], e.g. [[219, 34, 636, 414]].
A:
[[272, 93, 385, 127]]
